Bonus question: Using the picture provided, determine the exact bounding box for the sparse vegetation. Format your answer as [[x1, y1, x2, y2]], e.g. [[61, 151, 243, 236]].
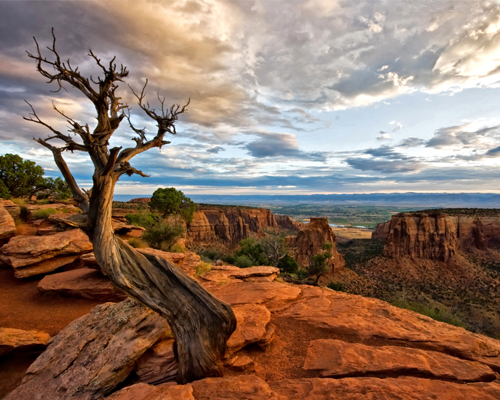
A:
[[142, 220, 185, 252], [127, 238, 147, 248], [327, 282, 346, 292], [32, 208, 57, 220]]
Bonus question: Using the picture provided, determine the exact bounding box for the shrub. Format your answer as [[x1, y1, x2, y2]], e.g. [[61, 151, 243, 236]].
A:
[[142, 220, 185, 252], [149, 187, 196, 223], [308, 253, 330, 282], [0, 180, 10, 199], [125, 211, 158, 228], [32, 208, 57, 219], [235, 238, 269, 266], [222, 254, 236, 264], [195, 262, 212, 277], [169, 244, 185, 253], [327, 282, 346, 292], [234, 255, 253, 268], [278, 254, 299, 273]]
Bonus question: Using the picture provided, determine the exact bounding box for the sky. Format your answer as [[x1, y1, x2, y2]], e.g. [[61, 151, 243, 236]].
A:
[[1, 0, 500, 195]]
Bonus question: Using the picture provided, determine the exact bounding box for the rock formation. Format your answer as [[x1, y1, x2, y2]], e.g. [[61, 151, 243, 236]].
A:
[[0, 327, 51, 356], [186, 206, 302, 247], [377, 211, 500, 261], [0, 205, 16, 240], [286, 217, 345, 272], [11, 278, 500, 399], [0, 199, 20, 218], [0, 228, 92, 278]]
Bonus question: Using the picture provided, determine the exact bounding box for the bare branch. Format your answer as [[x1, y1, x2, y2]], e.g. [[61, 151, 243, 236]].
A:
[[23, 100, 88, 152]]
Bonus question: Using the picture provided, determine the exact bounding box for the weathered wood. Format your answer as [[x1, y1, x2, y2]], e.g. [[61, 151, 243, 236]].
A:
[[25, 30, 237, 383]]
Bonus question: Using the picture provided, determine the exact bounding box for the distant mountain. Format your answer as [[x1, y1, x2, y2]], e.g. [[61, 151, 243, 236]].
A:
[[114, 192, 500, 208]]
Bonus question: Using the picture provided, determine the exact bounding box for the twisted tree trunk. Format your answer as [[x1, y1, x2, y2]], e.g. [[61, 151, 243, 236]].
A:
[[88, 175, 236, 383]]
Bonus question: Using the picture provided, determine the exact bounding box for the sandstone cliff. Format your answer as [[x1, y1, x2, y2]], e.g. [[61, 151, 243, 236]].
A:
[[186, 206, 302, 247], [378, 211, 500, 261], [287, 217, 345, 272]]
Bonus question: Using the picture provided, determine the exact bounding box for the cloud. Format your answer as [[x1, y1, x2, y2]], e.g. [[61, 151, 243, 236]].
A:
[[392, 122, 403, 132], [377, 132, 392, 141], [206, 146, 225, 154], [426, 123, 500, 149], [398, 137, 426, 148], [243, 131, 328, 161]]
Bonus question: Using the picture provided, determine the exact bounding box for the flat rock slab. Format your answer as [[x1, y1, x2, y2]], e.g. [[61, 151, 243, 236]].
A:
[[0, 327, 51, 356], [38, 268, 126, 302], [107, 375, 500, 400], [269, 377, 500, 400], [227, 304, 272, 354], [201, 265, 279, 283], [0, 199, 20, 217], [5, 299, 170, 400], [207, 281, 301, 308], [0, 205, 16, 240], [107, 382, 194, 400], [25, 204, 79, 221], [281, 286, 500, 371], [303, 339, 496, 382], [0, 228, 92, 278]]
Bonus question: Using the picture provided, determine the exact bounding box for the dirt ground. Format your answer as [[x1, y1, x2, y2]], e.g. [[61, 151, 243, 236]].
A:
[[332, 227, 372, 240], [0, 265, 102, 399]]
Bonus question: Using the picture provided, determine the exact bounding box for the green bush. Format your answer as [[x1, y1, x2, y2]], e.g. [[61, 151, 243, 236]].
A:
[[308, 253, 330, 282], [32, 208, 57, 220], [142, 220, 185, 252], [234, 255, 253, 268], [169, 244, 185, 253], [235, 238, 269, 266], [222, 254, 236, 264], [150, 187, 196, 222], [125, 211, 158, 228], [278, 255, 299, 273], [0, 180, 11, 199], [327, 282, 346, 292]]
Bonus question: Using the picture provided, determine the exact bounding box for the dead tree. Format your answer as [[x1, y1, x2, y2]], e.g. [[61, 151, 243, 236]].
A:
[[24, 29, 236, 383]]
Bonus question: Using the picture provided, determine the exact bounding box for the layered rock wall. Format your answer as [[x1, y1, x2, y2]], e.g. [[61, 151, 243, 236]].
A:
[[186, 207, 302, 246], [286, 217, 345, 272], [380, 212, 500, 261]]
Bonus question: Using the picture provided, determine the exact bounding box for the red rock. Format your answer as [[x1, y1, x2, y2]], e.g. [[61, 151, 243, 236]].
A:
[[37, 268, 126, 302], [107, 383, 194, 400], [135, 339, 177, 384], [286, 217, 345, 272], [303, 339, 496, 382], [0, 199, 20, 217], [0, 229, 92, 278], [207, 281, 301, 308], [5, 299, 170, 400], [384, 213, 458, 262], [0, 327, 51, 356], [372, 220, 390, 239], [227, 304, 272, 354], [186, 211, 216, 244], [275, 214, 304, 232], [226, 355, 255, 371], [281, 286, 500, 371], [269, 377, 500, 400], [191, 375, 282, 400], [25, 203, 79, 221], [0, 205, 16, 240], [201, 265, 279, 283]]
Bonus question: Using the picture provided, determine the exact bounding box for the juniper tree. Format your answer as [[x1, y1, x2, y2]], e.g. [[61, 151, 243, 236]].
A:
[[24, 29, 236, 383]]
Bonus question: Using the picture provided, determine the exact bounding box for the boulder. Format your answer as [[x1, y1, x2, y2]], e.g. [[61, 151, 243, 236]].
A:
[[286, 217, 345, 272], [5, 299, 170, 400], [25, 203, 79, 221], [303, 339, 496, 382], [0, 199, 20, 217], [0, 229, 92, 278], [200, 265, 279, 283], [281, 286, 500, 371], [227, 304, 272, 354], [0, 327, 51, 356], [135, 339, 177, 384], [38, 268, 126, 302], [0, 205, 16, 240]]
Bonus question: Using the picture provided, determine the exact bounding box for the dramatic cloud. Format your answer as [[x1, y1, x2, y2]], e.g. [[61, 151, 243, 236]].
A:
[[2, 0, 500, 194]]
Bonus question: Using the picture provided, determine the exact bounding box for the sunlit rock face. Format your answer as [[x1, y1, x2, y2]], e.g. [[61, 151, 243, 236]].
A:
[[286, 217, 345, 273], [380, 212, 500, 262]]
